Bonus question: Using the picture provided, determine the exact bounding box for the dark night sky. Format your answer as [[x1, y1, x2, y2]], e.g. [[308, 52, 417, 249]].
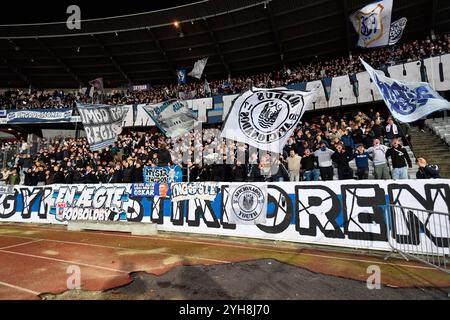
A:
[[0, 0, 198, 24]]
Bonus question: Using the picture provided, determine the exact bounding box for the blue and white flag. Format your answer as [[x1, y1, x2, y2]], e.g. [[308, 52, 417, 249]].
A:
[[144, 166, 183, 184], [6, 109, 72, 124], [389, 17, 407, 45], [361, 59, 450, 123], [142, 100, 196, 138], [350, 0, 393, 48], [177, 69, 187, 84]]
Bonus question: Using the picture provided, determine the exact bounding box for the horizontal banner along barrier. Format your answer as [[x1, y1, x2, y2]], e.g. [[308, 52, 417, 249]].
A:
[[0, 180, 449, 254]]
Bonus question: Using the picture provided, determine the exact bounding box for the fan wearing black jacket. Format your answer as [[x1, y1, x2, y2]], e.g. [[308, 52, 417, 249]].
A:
[[52, 166, 66, 184], [157, 143, 172, 167], [133, 162, 144, 183], [331, 144, 353, 180], [232, 161, 246, 182], [84, 165, 99, 184], [301, 149, 320, 181], [416, 158, 441, 179], [385, 138, 412, 180]]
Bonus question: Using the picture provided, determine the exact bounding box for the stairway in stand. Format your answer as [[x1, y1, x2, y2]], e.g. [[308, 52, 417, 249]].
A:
[[409, 126, 450, 178]]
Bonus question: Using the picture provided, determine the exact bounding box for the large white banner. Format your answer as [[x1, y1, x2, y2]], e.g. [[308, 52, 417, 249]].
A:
[[1, 180, 449, 254], [221, 88, 315, 153], [350, 0, 393, 48]]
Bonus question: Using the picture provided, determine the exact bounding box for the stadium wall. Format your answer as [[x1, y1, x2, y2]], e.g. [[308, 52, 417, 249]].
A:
[[1, 180, 449, 254]]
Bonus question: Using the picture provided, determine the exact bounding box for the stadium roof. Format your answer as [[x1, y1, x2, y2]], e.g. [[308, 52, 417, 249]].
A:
[[0, 0, 449, 89]]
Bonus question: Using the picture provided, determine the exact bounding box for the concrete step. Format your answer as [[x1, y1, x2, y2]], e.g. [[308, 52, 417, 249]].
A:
[[68, 220, 157, 236]]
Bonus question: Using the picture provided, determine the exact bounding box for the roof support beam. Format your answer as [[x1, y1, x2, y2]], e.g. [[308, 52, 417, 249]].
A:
[[431, 0, 438, 34], [145, 28, 176, 74], [265, 1, 284, 66], [202, 18, 231, 77], [91, 34, 132, 84], [343, 0, 353, 55], [1, 57, 31, 87], [36, 38, 82, 86], [2, 40, 32, 86]]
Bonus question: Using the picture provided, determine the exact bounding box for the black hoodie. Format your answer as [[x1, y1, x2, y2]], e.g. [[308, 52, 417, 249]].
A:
[[386, 145, 412, 168]]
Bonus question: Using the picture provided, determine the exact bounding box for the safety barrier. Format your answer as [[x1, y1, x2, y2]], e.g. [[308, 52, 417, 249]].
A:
[[384, 205, 450, 274]]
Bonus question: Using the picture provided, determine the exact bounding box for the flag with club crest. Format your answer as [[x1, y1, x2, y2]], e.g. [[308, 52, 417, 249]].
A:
[[388, 17, 407, 45], [177, 69, 187, 84], [350, 0, 393, 48], [221, 87, 315, 153], [361, 59, 450, 123]]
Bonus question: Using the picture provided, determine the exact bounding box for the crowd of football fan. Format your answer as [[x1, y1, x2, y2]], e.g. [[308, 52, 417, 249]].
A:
[[0, 33, 448, 110], [0, 33, 447, 184], [0, 107, 441, 186]]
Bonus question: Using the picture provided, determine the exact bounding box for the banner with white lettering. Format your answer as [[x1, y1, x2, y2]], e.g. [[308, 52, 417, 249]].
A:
[[144, 166, 183, 184], [6, 109, 72, 124], [76, 103, 126, 151]]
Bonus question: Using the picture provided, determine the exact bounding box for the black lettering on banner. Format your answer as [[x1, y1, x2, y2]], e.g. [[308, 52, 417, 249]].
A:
[[126, 196, 144, 222], [171, 199, 185, 226], [295, 185, 345, 238], [149, 197, 166, 225], [186, 199, 220, 228], [257, 184, 292, 234], [341, 185, 387, 241], [0, 189, 18, 219], [220, 185, 236, 230], [388, 184, 450, 247], [20, 187, 51, 219]]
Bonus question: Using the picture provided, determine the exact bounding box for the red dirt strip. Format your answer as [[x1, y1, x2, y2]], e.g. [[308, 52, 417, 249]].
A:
[[0, 223, 448, 299]]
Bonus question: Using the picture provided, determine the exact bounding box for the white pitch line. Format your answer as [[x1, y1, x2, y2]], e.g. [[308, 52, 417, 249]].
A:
[[0, 280, 39, 296], [0, 234, 229, 264], [0, 249, 130, 274], [0, 226, 440, 271], [0, 239, 44, 250]]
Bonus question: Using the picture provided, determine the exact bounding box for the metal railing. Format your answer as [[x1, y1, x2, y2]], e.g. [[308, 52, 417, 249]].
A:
[[384, 204, 450, 274]]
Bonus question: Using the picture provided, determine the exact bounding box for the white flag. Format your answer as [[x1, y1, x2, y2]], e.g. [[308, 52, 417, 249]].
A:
[[221, 87, 315, 153], [143, 100, 196, 138], [350, 0, 393, 48], [388, 17, 407, 45], [227, 184, 267, 225], [188, 57, 208, 79], [80, 87, 94, 98], [361, 59, 450, 123]]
